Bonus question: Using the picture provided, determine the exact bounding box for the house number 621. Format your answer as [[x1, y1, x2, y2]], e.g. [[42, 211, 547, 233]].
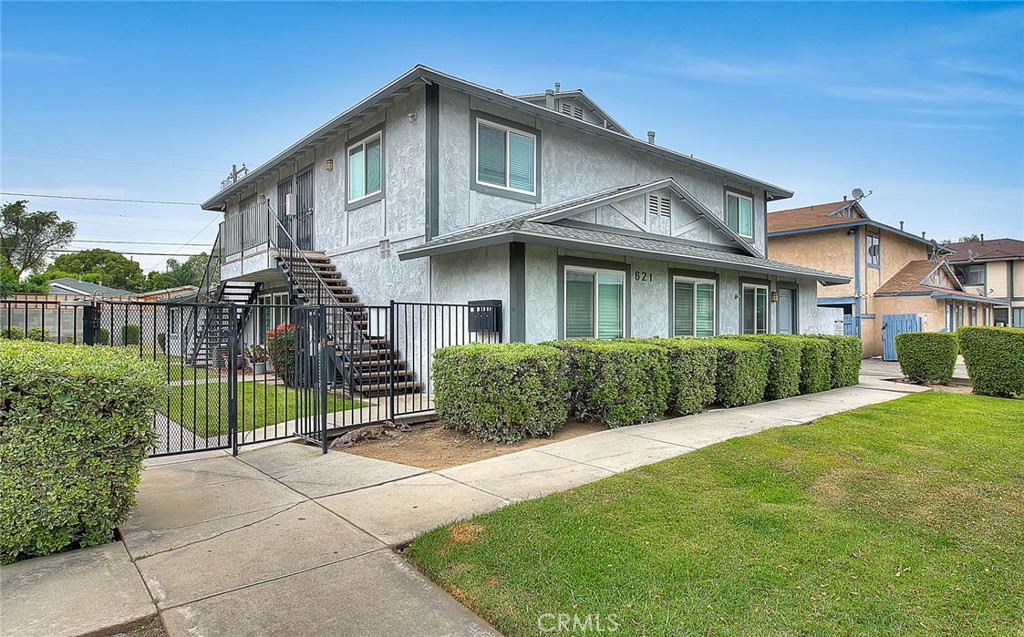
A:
[[635, 271, 654, 283]]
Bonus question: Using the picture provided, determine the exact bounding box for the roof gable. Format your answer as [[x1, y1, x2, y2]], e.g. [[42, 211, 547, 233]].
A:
[[944, 238, 1024, 262], [529, 178, 762, 258], [875, 259, 964, 296], [767, 200, 868, 234], [516, 89, 632, 137]]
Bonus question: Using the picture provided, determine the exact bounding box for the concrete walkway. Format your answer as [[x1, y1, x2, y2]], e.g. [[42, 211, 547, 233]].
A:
[[2, 377, 928, 637]]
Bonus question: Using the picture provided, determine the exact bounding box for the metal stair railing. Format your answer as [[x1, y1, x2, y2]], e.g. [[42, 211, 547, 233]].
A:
[[265, 204, 380, 390], [184, 229, 225, 366]]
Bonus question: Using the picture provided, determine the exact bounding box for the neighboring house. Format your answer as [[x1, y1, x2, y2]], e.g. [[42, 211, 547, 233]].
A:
[[197, 65, 848, 388], [767, 198, 1003, 358], [943, 237, 1024, 328], [47, 277, 135, 299]]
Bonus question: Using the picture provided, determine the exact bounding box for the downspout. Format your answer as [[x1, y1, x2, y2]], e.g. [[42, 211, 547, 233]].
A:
[[853, 226, 861, 337], [1010, 261, 1016, 326]]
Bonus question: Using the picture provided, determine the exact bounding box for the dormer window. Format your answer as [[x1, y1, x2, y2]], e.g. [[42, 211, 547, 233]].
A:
[[726, 191, 753, 239]]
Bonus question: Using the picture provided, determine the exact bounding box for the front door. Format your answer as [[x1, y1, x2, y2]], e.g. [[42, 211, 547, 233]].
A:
[[777, 288, 795, 335]]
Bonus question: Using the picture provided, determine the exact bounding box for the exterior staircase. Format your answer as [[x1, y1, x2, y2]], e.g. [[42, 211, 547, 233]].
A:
[[273, 249, 420, 397], [189, 280, 263, 367]]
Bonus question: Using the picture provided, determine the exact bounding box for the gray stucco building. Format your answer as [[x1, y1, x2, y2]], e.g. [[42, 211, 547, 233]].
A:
[[201, 65, 847, 344]]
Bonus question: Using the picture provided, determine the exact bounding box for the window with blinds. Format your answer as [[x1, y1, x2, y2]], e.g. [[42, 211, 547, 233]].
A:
[[726, 192, 753, 238], [648, 194, 671, 217], [673, 277, 715, 337], [476, 119, 536, 194], [564, 268, 624, 339], [742, 285, 769, 334], [348, 132, 383, 202]]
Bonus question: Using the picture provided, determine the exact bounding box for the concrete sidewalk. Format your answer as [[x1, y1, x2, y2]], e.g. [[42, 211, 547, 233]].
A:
[[3, 377, 927, 637]]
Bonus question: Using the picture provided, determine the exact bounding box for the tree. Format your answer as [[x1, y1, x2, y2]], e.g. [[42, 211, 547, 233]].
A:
[[145, 253, 208, 291], [958, 234, 981, 243], [0, 200, 76, 277], [47, 249, 146, 292]]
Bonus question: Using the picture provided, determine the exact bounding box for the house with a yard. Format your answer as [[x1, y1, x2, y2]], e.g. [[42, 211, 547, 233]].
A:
[[193, 65, 849, 388], [943, 237, 1024, 327], [767, 198, 1003, 358]]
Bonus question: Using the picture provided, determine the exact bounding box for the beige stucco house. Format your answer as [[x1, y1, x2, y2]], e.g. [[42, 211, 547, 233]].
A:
[[943, 237, 1024, 328], [767, 198, 1004, 358]]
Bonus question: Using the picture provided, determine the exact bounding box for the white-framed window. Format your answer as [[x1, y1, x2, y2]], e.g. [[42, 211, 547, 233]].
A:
[[564, 266, 625, 339], [476, 119, 536, 195], [347, 132, 382, 203], [673, 276, 716, 337], [726, 192, 754, 239], [954, 264, 984, 286], [168, 308, 180, 336], [742, 284, 769, 334], [866, 233, 881, 268]]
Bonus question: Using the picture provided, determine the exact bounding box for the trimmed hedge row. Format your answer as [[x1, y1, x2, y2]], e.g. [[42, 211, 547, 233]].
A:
[[895, 332, 958, 384], [432, 334, 864, 443], [433, 343, 568, 443], [958, 326, 1024, 397], [547, 340, 669, 428], [1, 340, 165, 564]]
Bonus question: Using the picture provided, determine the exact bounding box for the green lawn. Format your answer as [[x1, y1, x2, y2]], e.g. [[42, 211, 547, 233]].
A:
[[162, 381, 361, 436], [406, 393, 1024, 636], [150, 355, 218, 382]]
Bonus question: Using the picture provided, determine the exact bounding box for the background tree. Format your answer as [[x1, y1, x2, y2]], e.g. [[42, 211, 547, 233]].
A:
[[145, 253, 208, 291], [958, 234, 982, 242], [0, 200, 76, 277], [47, 249, 146, 292]]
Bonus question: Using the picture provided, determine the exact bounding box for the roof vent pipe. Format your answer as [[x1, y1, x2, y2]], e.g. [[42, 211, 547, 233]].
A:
[[647, 130, 656, 144], [900, 220, 904, 231], [981, 233, 985, 243], [554, 82, 561, 93], [922, 231, 927, 239], [545, 89, 555, 110]]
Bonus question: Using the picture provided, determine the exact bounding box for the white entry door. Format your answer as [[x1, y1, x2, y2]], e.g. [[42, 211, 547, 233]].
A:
[[777, 288, 795, 335]]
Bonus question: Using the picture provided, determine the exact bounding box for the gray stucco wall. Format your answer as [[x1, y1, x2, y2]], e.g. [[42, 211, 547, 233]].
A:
[[437, 88, 769, 254]]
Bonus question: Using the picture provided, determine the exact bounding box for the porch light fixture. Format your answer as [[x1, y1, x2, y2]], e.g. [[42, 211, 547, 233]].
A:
[[771, 290, 780, 303], [324, 158, 334, 172]]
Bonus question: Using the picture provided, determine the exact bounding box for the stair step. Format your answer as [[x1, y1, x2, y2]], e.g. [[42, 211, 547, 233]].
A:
[[355, 381, 422, 395], [354, 369, 416, 380]]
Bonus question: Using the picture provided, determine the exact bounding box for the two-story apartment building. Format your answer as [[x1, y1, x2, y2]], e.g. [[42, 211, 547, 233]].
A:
[[196, 66, 847, 375], [944, 237, 1024, 327], [768, 198, 1003, 358]]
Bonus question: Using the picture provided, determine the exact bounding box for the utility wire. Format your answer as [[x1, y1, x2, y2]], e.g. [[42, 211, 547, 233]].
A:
[[68, 239, 210, 246], [5, 131, 234, 164], [148, 216, 220, 271], [0, 246, 202, 257], [1, 192, 203, 206], [3, 147, 224, 174]]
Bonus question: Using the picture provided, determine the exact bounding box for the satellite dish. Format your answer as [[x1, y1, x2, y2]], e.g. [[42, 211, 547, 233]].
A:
[[851, 188, 865, 200]]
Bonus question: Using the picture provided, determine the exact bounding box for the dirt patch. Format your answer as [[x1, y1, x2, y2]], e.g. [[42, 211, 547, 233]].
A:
[[341, 420, 606, 470], [450, 522, 486, 544]]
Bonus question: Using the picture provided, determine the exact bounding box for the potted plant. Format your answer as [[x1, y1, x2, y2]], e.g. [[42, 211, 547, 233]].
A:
[[246, 344, 268, 374], [266, 323, 298, 385]]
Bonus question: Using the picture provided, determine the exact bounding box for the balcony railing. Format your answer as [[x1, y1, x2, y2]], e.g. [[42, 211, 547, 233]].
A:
[[221, 201, 273, 258]]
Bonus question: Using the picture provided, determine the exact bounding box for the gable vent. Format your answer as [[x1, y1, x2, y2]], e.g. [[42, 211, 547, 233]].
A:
[[560, 103, 584, 120], [648, 194, 671, 218]]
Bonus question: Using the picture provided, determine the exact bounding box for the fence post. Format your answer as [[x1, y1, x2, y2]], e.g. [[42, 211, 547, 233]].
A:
[[82, 302, 99, 345], [228, 307, 239, 456], [318, 306, 329, 454], [389, 300, 397, 422]]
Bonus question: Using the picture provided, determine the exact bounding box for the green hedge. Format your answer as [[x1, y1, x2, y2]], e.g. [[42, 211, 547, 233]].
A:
[[724, 335, 802, 400], [706, 338, 770, 407], [0, 341, 164, 564], [795, 337, 831, 394], [546, 340, 669, 428], [643, 338, 718, 415], [958, 327, 1024, 397], [121, 324, 141, 346], [96, 328, 110, 346], [1, 327, 25, 340], [895, 332, 958, 384], [811, 335, 862, 388], [433, 343, 568, 443]]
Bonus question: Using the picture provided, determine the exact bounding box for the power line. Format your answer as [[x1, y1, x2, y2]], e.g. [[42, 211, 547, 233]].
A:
[[3, 147, 224, 174], [5, 131, 234, 164], [0, 246, 202, 257], [1, 192, 202, 206], [149, 216, 221, 271], [68, 239, 210, 247]]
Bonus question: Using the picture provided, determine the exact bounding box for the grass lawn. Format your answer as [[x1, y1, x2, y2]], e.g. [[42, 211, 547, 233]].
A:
[[406, 393, 1024, 636], [150, 355, 218, 382], [162, 381, 361, 436]]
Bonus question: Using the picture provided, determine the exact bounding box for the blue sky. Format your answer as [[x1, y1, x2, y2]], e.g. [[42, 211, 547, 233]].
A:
[[2, 2, 1022, 272]]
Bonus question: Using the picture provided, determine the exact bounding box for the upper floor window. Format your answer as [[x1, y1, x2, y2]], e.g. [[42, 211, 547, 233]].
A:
[[954, 264, 985, 286], [476, 119, 536, 195], [726, 192, 753, 239], [348, 132, 382, 203], [866, 233, 881, 268]]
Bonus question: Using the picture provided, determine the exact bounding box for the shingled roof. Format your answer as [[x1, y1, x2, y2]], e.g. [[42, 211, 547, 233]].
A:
[[767, 200, 865, 233], [874, 260, 1006, 304], [943, 238, 1024, 263]]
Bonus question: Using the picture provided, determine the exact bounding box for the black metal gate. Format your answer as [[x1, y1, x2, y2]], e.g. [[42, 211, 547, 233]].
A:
[[1, 296, 501, 458]]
